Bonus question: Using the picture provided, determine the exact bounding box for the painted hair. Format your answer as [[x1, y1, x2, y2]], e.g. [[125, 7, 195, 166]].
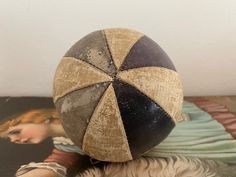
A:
[[0, 108, 60, 137]]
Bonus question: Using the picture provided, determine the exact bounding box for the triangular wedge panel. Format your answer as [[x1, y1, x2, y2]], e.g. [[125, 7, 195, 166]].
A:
[[82, 84, 132, 162], [119, 35, 176, 71], [118, 67, 183, 122], [54, 82, 110, 148], [112, 79, 175, 158], [64, 30, 117, 77], [53, 57, 112, 102]]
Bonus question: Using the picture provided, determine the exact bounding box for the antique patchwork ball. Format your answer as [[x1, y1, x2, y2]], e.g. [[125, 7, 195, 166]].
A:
[[53, 28, 183, 162]]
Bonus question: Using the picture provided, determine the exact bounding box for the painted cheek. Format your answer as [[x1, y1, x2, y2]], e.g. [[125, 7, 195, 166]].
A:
[[20, 129, 34, 139], [25, 130, 43, 141], [28, 133, 37, 139]]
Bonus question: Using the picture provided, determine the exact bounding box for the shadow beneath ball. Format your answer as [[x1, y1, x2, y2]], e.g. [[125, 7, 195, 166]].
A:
[[76, 155, 236, 177]]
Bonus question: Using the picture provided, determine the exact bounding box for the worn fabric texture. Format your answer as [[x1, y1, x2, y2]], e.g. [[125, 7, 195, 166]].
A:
[[53, 28, 183, 162], [77, 156, 236, 177]]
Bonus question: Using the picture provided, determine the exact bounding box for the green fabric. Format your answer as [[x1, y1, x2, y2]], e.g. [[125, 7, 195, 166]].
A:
[[144, 101, 236, 164]]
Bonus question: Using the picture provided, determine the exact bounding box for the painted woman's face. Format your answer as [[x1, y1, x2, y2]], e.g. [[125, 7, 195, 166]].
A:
[[5, 123, 50, 144]]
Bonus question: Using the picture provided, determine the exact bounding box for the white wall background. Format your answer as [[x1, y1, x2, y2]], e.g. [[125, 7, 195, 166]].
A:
[[0, 0, 235, 97]]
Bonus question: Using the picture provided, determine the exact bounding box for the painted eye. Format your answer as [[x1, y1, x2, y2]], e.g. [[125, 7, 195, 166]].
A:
[[9, 129, 21, 135]]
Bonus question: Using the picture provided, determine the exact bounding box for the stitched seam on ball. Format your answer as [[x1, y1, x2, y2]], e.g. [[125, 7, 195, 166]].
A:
[[54, 81, 112, 104], [102, 30, 118, 75]]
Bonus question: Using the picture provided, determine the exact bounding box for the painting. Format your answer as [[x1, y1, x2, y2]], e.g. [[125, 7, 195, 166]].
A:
[[1, 96, 236, 177]]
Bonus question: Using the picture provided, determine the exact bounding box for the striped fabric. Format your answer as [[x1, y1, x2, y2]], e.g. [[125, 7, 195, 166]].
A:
[[187, 98, 236, 139]]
